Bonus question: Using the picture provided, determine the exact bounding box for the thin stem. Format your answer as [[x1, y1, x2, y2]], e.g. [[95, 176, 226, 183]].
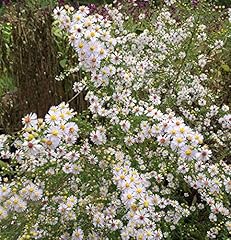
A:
[[68, 87, 85, 103]]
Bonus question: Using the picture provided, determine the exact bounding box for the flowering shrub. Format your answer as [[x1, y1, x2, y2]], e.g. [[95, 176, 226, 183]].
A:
[[0, 1, 231, 239]]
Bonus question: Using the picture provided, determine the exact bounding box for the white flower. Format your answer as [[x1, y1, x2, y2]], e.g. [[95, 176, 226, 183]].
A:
[[226, 221, 231, 233], [62, 163, 73, 174], [90, 129, 106, 145], [228, 8, 231, 22], [0, 206, 8, 220], [196, 149, 212, 161], [23, 139, 42, 155], [120, 120, 131, 132], [149, 94, 161, 105], [198, 54, 207, 68], [22, 113, 38, 129], [180, 146, 197, 160], [164, 0, 176, 6], [0, 185, 11, 200], [9, 195, 27, 212]]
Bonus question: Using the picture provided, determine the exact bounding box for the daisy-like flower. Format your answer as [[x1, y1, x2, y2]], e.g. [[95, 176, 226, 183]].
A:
[[65, 151, 80, 162], [192, 132, 204, 145], [62, 105, 75, 119], [153, 229, 163, 240], [226, 221, 231, 233], [121, 190, 136, 207], [180, 146, 197, 160], [71, 164, 82, 175], [23, 139, 42, 155], [110, 52, 122, 65], [224, 179, 231, 194], [60, 232, 70, 240], [98, 46, 108, 60], [22, 113, 38, 129], [72, 13, 84, 24], [64, 122, 79, 137], [149, 94, 161, 105], [80, 141, 91, 155], [0, 206, 8, 220], [166, 126, 178, 137], [196, 148, 212, 161], [146, 107, 162, 119], [90, 129, 106, 145], [157, 135, 170, 146], [87, 54, 101, 70], [132, 184, 146, 198], [140, 195, 153, 209], [23, 184, 43, 201], [47, 126, 62, 139], [58, 203, 68, 214], [133, 209, 150, 225], [152, 194, 161, 206], [0, 185, 11, 200], [93, 212, 105, 227], [45, 111, 60, 125], [177, 163, 189, 174], [62, 163, 73, 174], [171, 136, 186, 150], [74, 39, 85, 53], [44, 136, 60, 149], [85, 40, 100, 55], [67, 196, 78, 206], [136, 229, 147, 240], [53, 6, 66, 21], [176, 124, 190, 137], [9, 195, 27, 212], [120, 120, 131, 132]]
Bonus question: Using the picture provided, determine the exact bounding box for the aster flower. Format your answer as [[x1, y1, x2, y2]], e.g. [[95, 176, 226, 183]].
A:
[[22, 113, 38, 129]]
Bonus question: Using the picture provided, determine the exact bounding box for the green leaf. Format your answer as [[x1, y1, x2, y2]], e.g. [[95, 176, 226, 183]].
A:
[[0, 160, 9, 169], [59, 59, 67, 68], [221, 64, 230, 72], [52, 27, 63, 38]]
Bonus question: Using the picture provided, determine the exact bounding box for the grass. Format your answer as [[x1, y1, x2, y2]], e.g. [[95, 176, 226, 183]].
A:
[[0, 75, 15, 97]]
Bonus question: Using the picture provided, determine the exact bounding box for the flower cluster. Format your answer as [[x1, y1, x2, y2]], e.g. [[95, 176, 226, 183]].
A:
[[219, 114, 231, 129], [54, 5, 115, 73]]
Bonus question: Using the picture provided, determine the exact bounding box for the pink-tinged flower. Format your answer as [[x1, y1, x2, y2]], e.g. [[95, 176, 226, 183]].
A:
[[90, 129, 106, 145], [196, 149, 212, 161], [133, 209, 150, 225], [22, 113, 38, 128], [23, 139, 42, 155]]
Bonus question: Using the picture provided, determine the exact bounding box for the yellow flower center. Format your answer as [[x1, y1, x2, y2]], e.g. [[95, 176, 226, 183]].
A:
[[120, 175, 125, 180], [51, 130, 59, 136], [127, 194, 132, 200], [143, 200, 149, 207], [136, 188, 142, 194], [78, 43, 84, 49], [50, 115, 57, 121], [185, 149, 192, 156], [46, 140, 53, 146]]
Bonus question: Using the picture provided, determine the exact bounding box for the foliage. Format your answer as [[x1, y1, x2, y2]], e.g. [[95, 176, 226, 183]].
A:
[[0, 75, 14, 97]]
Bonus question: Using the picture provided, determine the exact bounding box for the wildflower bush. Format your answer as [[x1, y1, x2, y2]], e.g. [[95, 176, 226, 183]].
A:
[[0, 1, 231, 239]]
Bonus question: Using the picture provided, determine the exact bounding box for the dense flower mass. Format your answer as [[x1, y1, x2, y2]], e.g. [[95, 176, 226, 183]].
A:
[[0, 1, 231, 239]]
